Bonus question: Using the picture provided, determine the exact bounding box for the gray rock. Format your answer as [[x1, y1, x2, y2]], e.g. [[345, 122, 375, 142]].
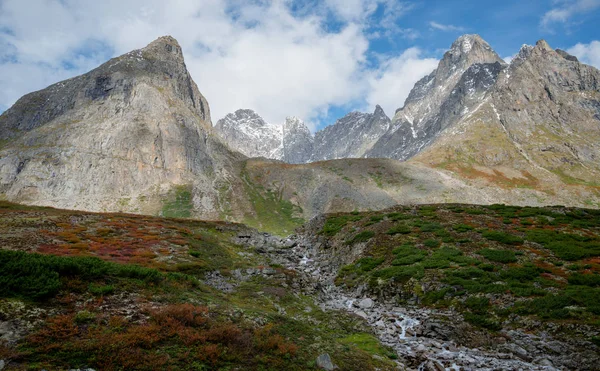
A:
[[282, 117, 313, 164], [316, 353, 335, 371], [354, 310, 368, 319], [358, 298, 374, 309], [0, 360, 5, 371], [312, 105, 391, 161]]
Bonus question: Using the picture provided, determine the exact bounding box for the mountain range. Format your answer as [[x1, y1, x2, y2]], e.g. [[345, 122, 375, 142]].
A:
[[0, 34, 599, 235]]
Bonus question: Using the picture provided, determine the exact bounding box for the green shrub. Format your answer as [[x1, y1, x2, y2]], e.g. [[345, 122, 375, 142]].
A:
[[465, 208, 485, 215], [420, 223, 442, 232], [464, 313, 501, 331], [391, 245, 426, 266], [423, 239, 441, 248], [386, 212, 412, 221], [516, 294, 574, 319], [453, 224, 474, 233], [89, 284, 115, 296], [478, 249, 518, 263], [372, 264, 424, 282], [354, 257, 385, 272], [482, 231, 523, 245], [526, 229, 600, 261], [0, 250, 162, 300], [568, 273, 600, 287], [347, 231, 375, 244], [500, 264, 542, 282], [463, 296, 490, 314], [386, 225, 412, 235], [321, 214, 362, 236]]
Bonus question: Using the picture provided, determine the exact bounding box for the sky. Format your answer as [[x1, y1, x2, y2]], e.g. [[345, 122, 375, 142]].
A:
[[0, 0, 599, 132]]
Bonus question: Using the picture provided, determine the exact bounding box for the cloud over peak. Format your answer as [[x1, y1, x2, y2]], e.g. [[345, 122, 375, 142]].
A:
[[0, 0, 436, 130]]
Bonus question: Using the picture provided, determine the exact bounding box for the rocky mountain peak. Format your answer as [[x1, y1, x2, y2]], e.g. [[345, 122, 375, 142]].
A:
[[283, 116, 309, 132], [142, 36, 185, 61], [373, 104, 387, 117], [450, 34, 487, 54], [439, 35, 505, 79], [282, 117, 313, 164], [219, 109, 268, 128], [535, 39, 553, 52]]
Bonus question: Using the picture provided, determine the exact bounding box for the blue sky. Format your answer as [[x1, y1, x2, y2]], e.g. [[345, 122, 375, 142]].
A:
[[1, 0, 599, 131]]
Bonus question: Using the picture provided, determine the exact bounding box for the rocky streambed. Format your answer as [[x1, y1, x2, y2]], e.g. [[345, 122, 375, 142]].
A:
[[233, 229, 599, 371]]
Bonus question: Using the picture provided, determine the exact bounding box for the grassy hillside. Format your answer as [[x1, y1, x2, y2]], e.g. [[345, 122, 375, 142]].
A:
[[0, 202, 396, 370], [317, 204, 600, 342]]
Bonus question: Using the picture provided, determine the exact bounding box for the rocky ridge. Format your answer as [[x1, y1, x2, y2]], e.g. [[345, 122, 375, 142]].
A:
[[0, 35, 599, 235], [214, 105, 391, 163]]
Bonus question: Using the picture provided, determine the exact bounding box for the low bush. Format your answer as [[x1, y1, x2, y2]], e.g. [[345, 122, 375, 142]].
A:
[[372, 264, 424, 282], [452, 224, 474, 233], [423, 239, 441, 248], [419, 223, 442, 232], [482, 231, 523, 245], [0, 250, 162, 300], [386, 225, 412, 235], [526, 229, 600, 261], [568, 273, 600, 287], [463, 313, 501, 331], [321, 214, 362, 236], [354, 257, 385, 272], [478, 249, 518, 263], [347, 231, 375, 244]]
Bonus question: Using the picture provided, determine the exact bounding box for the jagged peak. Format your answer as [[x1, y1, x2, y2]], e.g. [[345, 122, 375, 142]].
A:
[[450, 34, 491, 55], [535, 39, 553, 52], [233, 108, 261, 117], [283, 116, 311, 135], [374, 104, 386, 116], [139, 35, 185, 62], [284, 116, 306, 127]]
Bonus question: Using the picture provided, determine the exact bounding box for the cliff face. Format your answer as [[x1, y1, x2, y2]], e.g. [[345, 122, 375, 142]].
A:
[[0, 36, 241, 216]]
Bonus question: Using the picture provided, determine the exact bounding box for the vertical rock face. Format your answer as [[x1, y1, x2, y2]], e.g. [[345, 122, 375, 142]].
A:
[[367, 34, 506, 160], [282, 117, 314, 164], [0, 36, 239, 215], [312, 105, 391, 160], [214, 109, 283, 159]]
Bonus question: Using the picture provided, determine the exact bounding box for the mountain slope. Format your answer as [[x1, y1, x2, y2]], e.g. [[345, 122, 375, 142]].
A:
[[413, 40, 600, 200], [0, 35, 598, 237], [367, 34, 506, 160], [0, 36, 243, 217]]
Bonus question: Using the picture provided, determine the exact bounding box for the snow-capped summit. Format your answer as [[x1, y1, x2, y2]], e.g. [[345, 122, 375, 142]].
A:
[[214, 109, 283, 159]]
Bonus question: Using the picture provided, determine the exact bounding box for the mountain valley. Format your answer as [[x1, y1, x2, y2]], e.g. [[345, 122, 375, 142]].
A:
[[0, 31, 599, 370]]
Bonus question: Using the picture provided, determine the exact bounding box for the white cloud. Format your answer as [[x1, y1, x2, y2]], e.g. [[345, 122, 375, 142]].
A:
[[0, 0, 434, 127], [541, 0, 600, 29], [429, 21, 465, 32], [366, 48, 438, 117], [567, 40, 600, 68]]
